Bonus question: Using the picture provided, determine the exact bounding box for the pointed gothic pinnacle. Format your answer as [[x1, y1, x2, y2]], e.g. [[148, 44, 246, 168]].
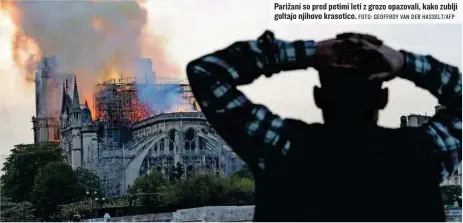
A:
[[73, 76, 80, 107]]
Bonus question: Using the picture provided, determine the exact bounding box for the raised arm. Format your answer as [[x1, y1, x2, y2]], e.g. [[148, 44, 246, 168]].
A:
[[399, 50, 462, 180], [186, 31, 316, 171]]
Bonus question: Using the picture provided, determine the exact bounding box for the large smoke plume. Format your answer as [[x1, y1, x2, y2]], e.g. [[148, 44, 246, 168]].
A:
[[0, 0, 183, 117]]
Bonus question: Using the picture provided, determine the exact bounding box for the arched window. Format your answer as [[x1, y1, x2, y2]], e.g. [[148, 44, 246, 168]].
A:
[[184, 128, 196, 151]]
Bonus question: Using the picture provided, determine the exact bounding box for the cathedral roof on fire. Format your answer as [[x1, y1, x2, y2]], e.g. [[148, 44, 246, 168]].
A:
[[60, 77, 94, 124]]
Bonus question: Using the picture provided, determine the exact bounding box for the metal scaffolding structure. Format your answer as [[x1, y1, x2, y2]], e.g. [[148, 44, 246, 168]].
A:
[[93, 77, 147, 196], [94, 77, 152, 128], [91, 76, 199, 197], [178, 83, 200, 111]]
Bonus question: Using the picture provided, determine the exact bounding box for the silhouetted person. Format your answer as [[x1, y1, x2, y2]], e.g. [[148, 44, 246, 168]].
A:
[[186, 31, 461, 222]]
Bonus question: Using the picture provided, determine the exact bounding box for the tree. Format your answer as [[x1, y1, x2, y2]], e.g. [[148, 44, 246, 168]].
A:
[[232, 164, 253, 180], [163, 171, 228, 207], [74, 167, 104, 197], [32, 162, 81, 220], [129, 170, 169, 206], [0, 196, 36, 222], [0, 143, 63, 202], [225, 176, 255, 204], [441, 185, 462, 206]]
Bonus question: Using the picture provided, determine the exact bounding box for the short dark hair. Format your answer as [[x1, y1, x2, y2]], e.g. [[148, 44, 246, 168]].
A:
[[319, 68, 383, 91]]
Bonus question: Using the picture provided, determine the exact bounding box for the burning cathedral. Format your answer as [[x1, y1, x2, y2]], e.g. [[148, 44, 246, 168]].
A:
[[33, 57, 244, 197]]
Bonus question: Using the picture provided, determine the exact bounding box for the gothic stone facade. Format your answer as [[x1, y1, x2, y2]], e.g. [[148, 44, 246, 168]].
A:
[[58, 79, 244, 197]]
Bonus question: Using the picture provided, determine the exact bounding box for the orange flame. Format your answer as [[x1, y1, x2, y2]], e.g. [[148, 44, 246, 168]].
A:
[[1, 0, 186, 124], [1, 1, 42, 83]]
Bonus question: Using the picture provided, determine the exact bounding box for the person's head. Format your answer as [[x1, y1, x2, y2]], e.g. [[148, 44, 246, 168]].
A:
[[314, 67, 388, 125]]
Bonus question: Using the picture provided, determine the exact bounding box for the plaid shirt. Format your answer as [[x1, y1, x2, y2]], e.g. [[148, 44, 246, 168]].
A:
[[400, 51, 462, 180], [186, 31, 461, 182]]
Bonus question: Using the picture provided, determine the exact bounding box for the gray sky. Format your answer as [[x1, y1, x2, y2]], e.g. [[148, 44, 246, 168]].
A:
[[0, 0, 461, 171]]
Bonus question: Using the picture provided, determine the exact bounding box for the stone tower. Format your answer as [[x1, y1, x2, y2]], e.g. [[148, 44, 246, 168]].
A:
[[71, 77, 83, 169], [32, 57, 60, 144], [60, 76, 98, 170]]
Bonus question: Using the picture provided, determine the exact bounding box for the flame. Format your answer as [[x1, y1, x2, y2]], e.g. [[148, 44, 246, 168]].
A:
[[175, 104, 189, 113], [98, 65, 121, 83], [83, 91, 96, 119], [1, 0, 189, 127], [170, 101, 197, 113], [93, 80, 153, 125], [1, 1, 42, 83]]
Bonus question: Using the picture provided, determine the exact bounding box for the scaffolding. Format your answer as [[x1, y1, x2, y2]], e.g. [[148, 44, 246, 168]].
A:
[[93, 77, 200, 144], [94, 77, 152, 125], [92, 76, 200, 197], [93, 77, 152, 197], [178, 83, 200, 111]]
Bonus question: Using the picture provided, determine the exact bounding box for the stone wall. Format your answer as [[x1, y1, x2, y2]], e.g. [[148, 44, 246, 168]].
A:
[[84, 205, 255, 222], [84, 205, 461, 222]]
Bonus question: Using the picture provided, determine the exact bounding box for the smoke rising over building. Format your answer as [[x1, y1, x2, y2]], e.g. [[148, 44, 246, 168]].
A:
[[59, 76, 243, 197], [33, 56, 244, 197], [32, 57, 72, 144]]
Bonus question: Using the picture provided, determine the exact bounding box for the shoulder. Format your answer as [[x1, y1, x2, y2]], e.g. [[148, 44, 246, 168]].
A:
[[281, 119, 323, 141], [373, 126, 436, 156]]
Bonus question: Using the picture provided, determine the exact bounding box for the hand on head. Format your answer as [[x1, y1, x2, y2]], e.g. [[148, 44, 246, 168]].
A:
[[314, 33, 405, 81]]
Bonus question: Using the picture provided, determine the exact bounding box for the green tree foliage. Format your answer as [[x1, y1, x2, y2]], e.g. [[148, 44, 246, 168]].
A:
[[57, 169, 256, 218], [128, 169, 256, 208], [165, 171, 228, 206], [0, 196, 36, 222], [0, 143, 63, 202], [441, 185, 462, 206], [161, 171, 255, 207], [74, 167, 104, 197], [32, 162, 81, 220], [225, 176, 255, 204], [232, 164, 253, 180], [129, 170, 169, 206]]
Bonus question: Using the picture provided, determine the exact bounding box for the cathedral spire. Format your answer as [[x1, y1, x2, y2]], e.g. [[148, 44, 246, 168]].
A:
[[61, 82, 66, 114], [72, 76, 80, 109], [65, 79, 69, 92]]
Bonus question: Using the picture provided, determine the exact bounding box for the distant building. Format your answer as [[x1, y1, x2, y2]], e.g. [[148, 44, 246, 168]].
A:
[[399, 114, 430, 127], [400, 105, 462, 186], [441, 165, 462, 186]]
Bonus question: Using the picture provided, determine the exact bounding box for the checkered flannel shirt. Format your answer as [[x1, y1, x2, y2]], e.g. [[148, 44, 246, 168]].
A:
[[400, 51, 462, 180], [186, 31, 462, 182]]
